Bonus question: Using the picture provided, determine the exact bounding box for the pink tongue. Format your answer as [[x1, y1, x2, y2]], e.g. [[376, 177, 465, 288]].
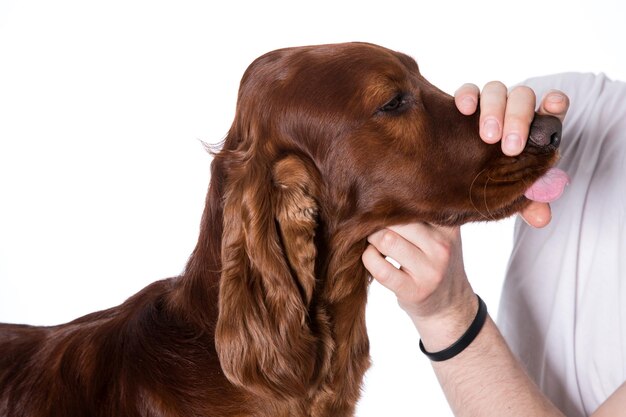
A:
[[524, 168, 570, 203]]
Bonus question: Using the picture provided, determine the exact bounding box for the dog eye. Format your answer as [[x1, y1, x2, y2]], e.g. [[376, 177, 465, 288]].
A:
[[380, 94, 407, 113]]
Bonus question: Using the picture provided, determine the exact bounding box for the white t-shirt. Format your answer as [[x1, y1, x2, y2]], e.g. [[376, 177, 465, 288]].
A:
[[498, 73, 626, 417]]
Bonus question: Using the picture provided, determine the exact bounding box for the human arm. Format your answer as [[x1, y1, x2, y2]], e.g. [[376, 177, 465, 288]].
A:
[[362, 224, 565, 417], [363, 223, 626, 416], [591, 383, 626, 417]]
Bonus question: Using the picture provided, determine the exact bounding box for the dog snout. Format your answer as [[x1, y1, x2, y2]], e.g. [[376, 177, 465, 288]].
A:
[[528, 114, 562, 149]]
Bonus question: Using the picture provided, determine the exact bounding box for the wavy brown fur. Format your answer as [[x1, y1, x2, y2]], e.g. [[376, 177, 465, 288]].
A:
[[0, 42, 559, 417]]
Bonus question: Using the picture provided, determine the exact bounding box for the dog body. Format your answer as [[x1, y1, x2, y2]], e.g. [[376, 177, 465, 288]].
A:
[[0, 43, 560, 416]]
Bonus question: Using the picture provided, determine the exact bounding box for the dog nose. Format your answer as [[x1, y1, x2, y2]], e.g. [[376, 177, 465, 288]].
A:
[[528, 114, 562, 149]]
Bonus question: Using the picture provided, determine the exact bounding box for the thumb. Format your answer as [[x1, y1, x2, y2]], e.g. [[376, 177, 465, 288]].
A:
[[521, 201, 552, 228]]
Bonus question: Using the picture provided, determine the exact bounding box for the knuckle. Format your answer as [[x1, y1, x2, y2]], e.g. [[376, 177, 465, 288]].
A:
[[505, 117, 531, 133], [377, 267, 395, 284], [455, 83, 479, 97], [510, 85, 535, 98], [363, 246, 394, 284], [379, 230, 398, 254], [542, 89, 570, 114], [483, 80, 507, 92], [361, 246, 376, 268], [431, 238, 453, 261]]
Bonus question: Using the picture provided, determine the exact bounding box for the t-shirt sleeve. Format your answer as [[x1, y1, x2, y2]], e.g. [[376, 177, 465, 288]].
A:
[[500, 73, 626, 415]]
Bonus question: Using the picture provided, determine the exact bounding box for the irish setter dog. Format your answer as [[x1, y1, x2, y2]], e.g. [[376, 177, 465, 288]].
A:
[[0, 42, 561, 416]]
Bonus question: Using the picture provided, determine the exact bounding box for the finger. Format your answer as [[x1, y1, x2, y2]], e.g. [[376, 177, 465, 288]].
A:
[[479, 81, 508, 144], [520, 202, 552, 228], [502, 86, 536, 156], [367, 227, 426, 277], [387, 223, 459, 257], [384, 224, 462, 284], [454, 83, 480, 115], [537, 89, 569, 122], [362, 244, 411, 294]]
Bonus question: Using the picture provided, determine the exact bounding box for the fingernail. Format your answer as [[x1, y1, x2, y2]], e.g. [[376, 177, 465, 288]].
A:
[[547, 93, 565, 103], [504, 133, 522, 154], [483, 118, 500, 140]]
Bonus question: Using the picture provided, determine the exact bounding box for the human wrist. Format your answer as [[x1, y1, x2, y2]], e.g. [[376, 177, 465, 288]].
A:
[[419, 295, 487, 361], [409, 292, 481, 354]]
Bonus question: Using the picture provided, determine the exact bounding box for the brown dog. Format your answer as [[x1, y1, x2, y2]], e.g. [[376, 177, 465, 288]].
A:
[[0, 42, 562, 417]]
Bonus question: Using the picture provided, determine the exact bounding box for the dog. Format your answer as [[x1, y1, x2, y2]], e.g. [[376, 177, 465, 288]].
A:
[[0, 42, 562, 417]]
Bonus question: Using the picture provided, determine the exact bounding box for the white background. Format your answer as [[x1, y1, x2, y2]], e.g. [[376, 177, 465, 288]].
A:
[[1, 0, 625, 415]]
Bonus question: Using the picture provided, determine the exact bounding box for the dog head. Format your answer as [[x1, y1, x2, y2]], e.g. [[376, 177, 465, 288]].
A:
[[212, 42, 561, 399]]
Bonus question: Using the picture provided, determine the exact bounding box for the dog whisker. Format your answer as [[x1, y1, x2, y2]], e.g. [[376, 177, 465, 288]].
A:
[[469, 168, 492, 221], [483, 177, 497, 222]]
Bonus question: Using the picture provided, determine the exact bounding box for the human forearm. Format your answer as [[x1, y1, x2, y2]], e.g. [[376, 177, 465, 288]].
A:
[[363, 224, 566, 415], [415, 310, 565, 417]]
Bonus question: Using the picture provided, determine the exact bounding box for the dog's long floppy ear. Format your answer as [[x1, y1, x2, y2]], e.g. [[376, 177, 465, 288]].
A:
[[216, 152, 321, 399]]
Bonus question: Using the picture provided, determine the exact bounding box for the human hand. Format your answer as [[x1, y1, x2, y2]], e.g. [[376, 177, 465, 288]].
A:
[[362, 224, 477, 351], [454, 82, 570, 228]]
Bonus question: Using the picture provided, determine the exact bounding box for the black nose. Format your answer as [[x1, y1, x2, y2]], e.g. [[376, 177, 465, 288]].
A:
[[528, 114, 562, 149]]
